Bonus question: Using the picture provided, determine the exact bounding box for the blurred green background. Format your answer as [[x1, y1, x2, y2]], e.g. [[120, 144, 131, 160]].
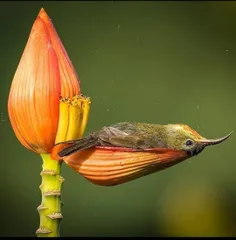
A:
[[0, 0, 236, 237]]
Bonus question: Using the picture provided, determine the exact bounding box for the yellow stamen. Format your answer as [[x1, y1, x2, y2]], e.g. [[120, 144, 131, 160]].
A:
[[55, 95, 91, 144], [79, 97, 91, 137], [65, 97, 82, 141], [55, 98, 70, 144]]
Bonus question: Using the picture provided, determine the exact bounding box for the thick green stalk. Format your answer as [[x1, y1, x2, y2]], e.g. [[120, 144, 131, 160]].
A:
[[36, 154, 64, 237]]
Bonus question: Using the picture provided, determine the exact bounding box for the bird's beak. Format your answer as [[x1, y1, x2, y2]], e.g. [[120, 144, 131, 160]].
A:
[[199, 131, 233, 146]]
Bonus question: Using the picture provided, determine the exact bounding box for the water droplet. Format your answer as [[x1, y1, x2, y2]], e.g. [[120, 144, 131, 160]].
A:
[[117, 24, 121, 29], [106, 109, 110, 112], [196, 105, 200, 109], [226, 49, 229, 52]]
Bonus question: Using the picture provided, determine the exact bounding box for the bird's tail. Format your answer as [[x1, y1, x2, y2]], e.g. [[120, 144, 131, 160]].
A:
[[58, 136, 98, 157]]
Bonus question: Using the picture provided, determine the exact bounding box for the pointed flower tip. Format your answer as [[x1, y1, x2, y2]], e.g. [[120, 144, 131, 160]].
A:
[[38, 7, 50, 22], [37, 7, 81, 98], [31, 16, 49, 40], [39, 7, 45, 13]]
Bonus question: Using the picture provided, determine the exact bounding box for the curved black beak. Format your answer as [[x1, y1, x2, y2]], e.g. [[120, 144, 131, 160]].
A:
[[200, 131, 233, 146]]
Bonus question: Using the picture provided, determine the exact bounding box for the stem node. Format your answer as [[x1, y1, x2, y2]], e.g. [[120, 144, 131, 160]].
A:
[[36, 228, 52, 234], [47, 213, 63, 219]]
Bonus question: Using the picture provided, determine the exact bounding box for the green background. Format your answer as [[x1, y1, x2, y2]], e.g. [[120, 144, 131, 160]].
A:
[[1, 1, 236, 237]]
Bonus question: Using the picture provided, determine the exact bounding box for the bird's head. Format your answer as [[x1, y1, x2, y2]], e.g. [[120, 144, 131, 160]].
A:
[[164, 124, 232, 156]]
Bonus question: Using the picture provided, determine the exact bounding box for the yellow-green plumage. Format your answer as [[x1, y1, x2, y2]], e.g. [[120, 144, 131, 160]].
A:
[[58, 122, 232, 157]]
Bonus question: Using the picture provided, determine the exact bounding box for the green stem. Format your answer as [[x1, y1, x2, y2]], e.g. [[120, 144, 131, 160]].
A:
[[36, 154, 64, 237]]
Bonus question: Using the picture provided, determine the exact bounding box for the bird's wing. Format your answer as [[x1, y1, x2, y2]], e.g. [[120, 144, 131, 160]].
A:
[[98, 126, 146, 149], [56, 124, 144, 157]]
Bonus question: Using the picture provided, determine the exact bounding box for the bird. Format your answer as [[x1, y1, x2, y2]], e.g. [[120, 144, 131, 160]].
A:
[[57, 122, 232, 158]]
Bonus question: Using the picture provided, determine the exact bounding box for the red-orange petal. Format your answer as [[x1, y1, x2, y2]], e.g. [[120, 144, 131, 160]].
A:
[[38, 8, 80, 98], [63, 147, 190, 186], [51, 142, 75, 160], [8, 16, 61, 153]]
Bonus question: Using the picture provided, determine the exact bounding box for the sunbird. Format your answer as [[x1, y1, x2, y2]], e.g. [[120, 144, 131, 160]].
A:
[[53, 122, 232, 186], [58, 122, 232, 157]]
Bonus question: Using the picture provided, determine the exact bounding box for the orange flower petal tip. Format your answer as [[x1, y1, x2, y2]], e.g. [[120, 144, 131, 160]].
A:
[[37, 8, 80, 98], [51, 143, 75, 160], [38, 8, 49, 18]]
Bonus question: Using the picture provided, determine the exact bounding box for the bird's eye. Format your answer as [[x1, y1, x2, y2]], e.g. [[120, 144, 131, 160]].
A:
[[185, 139, 193, 146]]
